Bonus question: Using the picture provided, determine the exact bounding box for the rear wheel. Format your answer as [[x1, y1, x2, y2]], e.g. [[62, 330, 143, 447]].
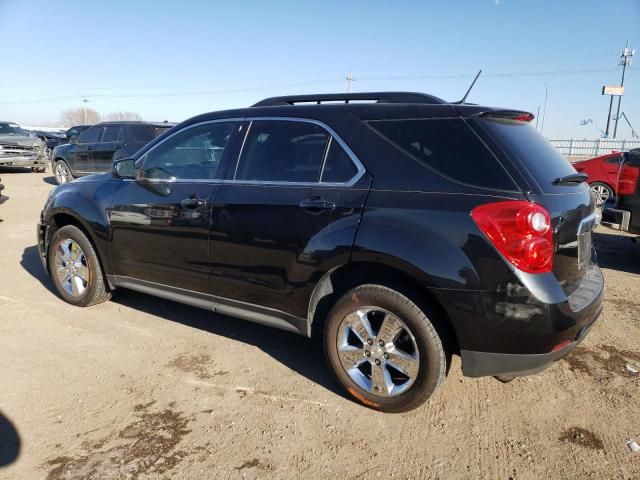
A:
[[48, 225, 111, 307], [324, 284, 446, 412], [54, 160, 73, 184], [590, 182, 613, 206]]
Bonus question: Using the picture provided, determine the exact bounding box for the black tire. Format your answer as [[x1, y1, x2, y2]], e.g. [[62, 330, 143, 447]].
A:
[[48, 225, 111, 307], [324, 284, 446, 413], [54, 160, 73, 185]]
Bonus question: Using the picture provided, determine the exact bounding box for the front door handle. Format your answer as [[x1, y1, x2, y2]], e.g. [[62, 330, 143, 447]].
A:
[[299, 197, 336, 213], [180, 196, 207, 209]]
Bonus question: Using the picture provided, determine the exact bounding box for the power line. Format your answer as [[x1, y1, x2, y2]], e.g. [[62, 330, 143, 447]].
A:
[[0, 66, 632, 105]]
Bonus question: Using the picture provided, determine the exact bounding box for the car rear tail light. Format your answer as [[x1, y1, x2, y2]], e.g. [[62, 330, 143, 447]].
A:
[[471, 201, 553, 274], [618, 163, 640, 196]]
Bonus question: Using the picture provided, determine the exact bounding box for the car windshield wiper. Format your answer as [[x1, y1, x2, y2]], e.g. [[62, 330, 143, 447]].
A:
[[552, 172, 588, 185]]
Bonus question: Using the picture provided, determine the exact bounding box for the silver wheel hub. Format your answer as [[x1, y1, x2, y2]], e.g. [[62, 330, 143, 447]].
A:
[[53, 238, 89, 297], [591, 183, 611, 206], [336, 307, 419, 398]]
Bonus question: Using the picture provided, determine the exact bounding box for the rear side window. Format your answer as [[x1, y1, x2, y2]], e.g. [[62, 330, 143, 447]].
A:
[[369, 118, 516, 190], [476, 118, 576, 192], [127, 125, 170, 143], [321, 140, 358, 183], [235, 121, 329, 182]]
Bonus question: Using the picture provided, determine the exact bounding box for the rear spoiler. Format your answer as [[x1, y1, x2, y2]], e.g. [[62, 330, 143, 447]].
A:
[[478, 110, 535, 123]]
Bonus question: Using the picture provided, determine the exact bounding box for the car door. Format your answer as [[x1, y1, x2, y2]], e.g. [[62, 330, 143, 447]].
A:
[[209, 118, 370, 319], [91, 125, 123, 173], [69, 125, 103, 175], [109, 120, 241, 293]]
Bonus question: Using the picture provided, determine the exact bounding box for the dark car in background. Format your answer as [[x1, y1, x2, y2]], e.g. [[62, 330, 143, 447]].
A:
[[602, 148, 640, 236], [573, 151, 622, 205], [0, 177, 7, 205], [37, 92, 603, 412], [51, 121, 174, 184], [0, 121, 47, 172], [45, 125, 90, 158]]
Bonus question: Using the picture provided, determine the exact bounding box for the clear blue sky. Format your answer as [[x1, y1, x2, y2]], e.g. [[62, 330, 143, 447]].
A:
[[1, 0, 638, 138]]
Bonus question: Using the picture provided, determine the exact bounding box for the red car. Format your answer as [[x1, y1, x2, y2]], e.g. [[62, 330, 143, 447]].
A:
[[573, 152, 622, 205]]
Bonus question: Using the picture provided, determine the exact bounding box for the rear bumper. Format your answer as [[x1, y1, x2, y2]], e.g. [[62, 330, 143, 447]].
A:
[[601, 207, 631, 232], [460, 310, 599, 377], [434, 263, 604, 378]]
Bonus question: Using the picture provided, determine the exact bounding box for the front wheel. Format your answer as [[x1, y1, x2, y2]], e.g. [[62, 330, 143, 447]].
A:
[[324, 284, 446, 412], [48, 225, 111, 307], [54, 161, 73, 185]]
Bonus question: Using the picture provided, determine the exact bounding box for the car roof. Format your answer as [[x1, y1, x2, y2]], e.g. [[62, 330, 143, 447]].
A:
[[95, 121, 176, 127]]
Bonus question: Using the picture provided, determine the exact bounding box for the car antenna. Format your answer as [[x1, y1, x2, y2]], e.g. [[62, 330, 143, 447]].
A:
[[457, 70, 482, 104]]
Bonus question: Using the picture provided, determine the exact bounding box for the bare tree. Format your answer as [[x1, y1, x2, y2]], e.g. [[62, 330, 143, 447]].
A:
[[103, 111, 143, 121], [60, 107, 101, 126]]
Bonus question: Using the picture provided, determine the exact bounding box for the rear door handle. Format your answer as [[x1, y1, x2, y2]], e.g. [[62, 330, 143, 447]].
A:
[[180, 196, 207, 209], [299, 198, 336, 213]]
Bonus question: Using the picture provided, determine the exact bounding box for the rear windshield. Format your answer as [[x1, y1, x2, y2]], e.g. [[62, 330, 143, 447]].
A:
[[127, 125, 171, 143], [476, 118, 576, 192], [368, 118, 517, 190]]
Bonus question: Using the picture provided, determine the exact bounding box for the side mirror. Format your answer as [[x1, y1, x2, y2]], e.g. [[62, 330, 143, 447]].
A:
[[112, 158, 136, 179], [69, 136, 79, 144]]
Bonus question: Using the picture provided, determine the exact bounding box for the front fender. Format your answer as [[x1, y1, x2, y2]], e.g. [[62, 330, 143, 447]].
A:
[[43, 179, 122, 275]]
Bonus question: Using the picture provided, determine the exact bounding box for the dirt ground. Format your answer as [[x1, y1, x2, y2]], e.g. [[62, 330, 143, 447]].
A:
[[1, 168, 639, 480]]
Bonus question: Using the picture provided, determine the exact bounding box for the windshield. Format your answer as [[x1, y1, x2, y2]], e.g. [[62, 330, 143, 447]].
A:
[[0, 123, 29, 136]]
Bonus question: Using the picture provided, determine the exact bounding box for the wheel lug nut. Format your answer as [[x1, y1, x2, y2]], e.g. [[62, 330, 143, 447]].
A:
[[375, 359, 381, 366], [383, 353, 389, 359], [366, 339, 373, 345], [365, 350, 371, 357], [378, 340, 385, 347]]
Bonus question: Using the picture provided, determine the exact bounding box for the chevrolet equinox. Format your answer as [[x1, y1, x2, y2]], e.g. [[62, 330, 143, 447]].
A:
[[37, 92, 604, 412]]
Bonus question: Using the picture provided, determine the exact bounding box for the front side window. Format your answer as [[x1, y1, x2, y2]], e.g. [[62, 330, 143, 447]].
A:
[[235, 121, 330, 182], [140, 122, 236, 180], [77, 126, 103, 144], [101, 126, 123, 143]]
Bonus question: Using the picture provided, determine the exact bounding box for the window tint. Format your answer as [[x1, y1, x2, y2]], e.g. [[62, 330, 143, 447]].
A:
[[67, 128, 80, 138], [141, 122, 235, 180], [606, 154, 622, 164], [477, 118, 575, 193], [321, 140, 358, 183], [101, 126, 123, 143], [369, 118, 516, 190], [77, 126, 103, 144], [127, 125, 171, 143], [235, 121, 329, 182]]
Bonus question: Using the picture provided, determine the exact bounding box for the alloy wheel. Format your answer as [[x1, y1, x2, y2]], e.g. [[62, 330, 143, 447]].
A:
[[590, 183, 612, 206], [336, 307, 420, 397], [55, 163, 70, 184], [53, 238, 90, 297]]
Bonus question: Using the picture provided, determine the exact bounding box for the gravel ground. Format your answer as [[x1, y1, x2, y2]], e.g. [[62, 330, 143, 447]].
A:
[[1, 169, 639, 480]]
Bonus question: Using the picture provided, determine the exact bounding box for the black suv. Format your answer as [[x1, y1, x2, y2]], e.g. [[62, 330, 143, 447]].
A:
[[51, 121, 173, 184], [37, 92, 603, 412], [45, 125, 90, 158]]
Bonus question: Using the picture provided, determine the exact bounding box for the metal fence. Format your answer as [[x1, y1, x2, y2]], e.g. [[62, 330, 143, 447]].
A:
[[549, 139, 640, 160]]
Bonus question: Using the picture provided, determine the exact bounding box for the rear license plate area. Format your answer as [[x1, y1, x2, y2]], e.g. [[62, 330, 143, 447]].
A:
[[577, 230, 592, 270]]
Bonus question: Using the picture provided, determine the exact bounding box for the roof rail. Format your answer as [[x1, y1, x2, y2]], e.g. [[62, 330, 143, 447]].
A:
[[252, 92, 447, 107]]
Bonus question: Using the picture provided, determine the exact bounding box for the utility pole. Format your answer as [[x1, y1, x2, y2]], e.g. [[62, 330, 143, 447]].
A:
[[82, 97, 89, 124], [613, 41, 634, 139], [346, 69, 354, 93]]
